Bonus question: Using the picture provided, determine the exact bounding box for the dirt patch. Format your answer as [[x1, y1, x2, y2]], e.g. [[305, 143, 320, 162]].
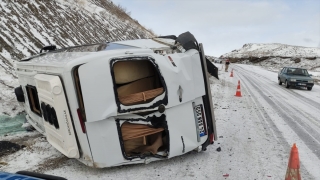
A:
[[33, 156, 69, 173], [10, 133, 43, 146], [0, 141, 25, 157], [0, 133, 42, 158]]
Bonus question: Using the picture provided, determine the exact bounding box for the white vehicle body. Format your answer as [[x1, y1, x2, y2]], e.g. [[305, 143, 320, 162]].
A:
[[214, 58, 223, 64], [14, 32, 217, 168]]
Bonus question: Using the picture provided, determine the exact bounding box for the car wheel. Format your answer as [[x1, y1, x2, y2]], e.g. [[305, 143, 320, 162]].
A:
[[285, 80, 290, 88], [278, 78, 282, 85], [307, 87, 312, 91]]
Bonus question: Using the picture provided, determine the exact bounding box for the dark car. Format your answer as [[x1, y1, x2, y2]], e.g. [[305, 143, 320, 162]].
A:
[[278, 67, 314, 90]]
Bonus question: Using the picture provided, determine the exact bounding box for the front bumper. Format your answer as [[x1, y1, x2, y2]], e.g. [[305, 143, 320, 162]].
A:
[[288, 81, 314, 88]]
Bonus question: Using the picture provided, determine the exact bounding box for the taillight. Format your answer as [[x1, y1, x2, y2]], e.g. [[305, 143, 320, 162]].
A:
[[210, 133, 214, 144], [77, 108, 86, 133]]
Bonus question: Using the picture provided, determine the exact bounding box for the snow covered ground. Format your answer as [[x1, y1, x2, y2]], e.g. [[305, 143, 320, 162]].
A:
[[1, 63, 319, 179]]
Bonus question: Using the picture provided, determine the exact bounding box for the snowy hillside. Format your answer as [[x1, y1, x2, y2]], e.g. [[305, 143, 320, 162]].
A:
[[222, 43, 320, 74], [0, 0, 154, 116], [0, 0, 153, 61], [223, 43, 320, 59]]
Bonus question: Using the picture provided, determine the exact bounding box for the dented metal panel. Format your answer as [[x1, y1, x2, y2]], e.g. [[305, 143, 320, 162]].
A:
[[167, 97, 207, 158], [156, 50, 206, 108], [85, 117, 126, 167], [78, 59, 118, 122]]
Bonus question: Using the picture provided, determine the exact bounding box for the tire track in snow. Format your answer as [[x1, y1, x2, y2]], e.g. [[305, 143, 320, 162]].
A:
[[250, 77, 320, 146], [235, 73, 290, 148], [232, 75, 291, 179], [235, 70, 315, 178], [212, 73, 283, 178], [236, 67, 320, 143], [236, 67, 320, 160], [234, 66, 320, 131], [235, 66, 320, 110]]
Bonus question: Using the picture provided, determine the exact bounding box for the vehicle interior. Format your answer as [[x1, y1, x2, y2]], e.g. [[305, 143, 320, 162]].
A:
[[287, 68, 308, 76], [117, 118, 169, 159], [113, 60, 164, 106], [73, 60, 169, 159], [112, 59, 169, 159]]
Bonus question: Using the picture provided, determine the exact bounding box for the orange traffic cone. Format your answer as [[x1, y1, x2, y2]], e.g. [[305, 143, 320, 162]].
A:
[[230, 70, 233, 77], [285, 143, 301, 180], [235, 80, 242, 97]]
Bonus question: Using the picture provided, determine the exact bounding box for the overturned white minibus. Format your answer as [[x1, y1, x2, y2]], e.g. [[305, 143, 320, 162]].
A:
[[14, 32, 218, 168]]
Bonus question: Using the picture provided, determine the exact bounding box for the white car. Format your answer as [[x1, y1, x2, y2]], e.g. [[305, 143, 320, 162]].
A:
[[14, 32, 218, 168], [214, 59, 222, 63]]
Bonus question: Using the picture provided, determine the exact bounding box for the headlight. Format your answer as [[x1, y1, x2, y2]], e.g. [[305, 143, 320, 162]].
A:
[[290, 79, 296, 82], [308, 80, 314, 83]]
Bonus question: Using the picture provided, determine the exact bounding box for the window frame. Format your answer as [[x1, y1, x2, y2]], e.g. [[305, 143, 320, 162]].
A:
[[26, 85, 42, 116]]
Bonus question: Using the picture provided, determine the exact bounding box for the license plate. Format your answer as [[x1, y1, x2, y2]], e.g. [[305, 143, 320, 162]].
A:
[[194, 104, 207, 137], [298, 83, 306, 85]]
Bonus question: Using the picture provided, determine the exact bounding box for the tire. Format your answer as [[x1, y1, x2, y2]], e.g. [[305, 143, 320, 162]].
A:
[[307, 87, 312, 91], [285, 80, 290, 88], [278, 78, 282, 85]]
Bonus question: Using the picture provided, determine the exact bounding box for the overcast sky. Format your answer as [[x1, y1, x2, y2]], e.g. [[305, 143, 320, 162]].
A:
[[111, 0, 320, 57]]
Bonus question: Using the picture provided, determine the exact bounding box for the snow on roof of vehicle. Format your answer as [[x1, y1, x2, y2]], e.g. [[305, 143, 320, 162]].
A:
[[17, 38, 174, 67], [115, 38, 175, 49], [17, 31, 200, 69]]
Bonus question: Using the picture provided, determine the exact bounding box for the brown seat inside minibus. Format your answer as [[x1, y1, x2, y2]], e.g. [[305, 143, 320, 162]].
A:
[[113, 60, 164, 105], [121, 122, 165, 156], [117, 76, 156, 97]]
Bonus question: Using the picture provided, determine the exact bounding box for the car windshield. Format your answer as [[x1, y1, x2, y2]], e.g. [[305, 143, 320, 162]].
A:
[[287, 68, 309, 76]]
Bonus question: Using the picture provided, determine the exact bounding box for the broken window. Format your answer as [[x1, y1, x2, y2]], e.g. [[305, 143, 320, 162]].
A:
[[121, 122, 165, 156], [26, 85, 41, 116], [112, 60, 164, 106], [117, 116, 169, 159]]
